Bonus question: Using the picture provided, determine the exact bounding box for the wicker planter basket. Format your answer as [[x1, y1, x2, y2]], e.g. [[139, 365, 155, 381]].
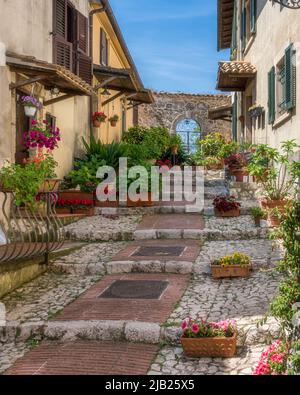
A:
[[211, 264, 251, 279], [181, 332, 237, 358], [214, 208, 241, 217]]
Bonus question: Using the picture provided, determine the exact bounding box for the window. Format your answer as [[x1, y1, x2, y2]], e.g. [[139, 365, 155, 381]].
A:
[[241, 0, 257, 52], [52, 0, 92, 83], [268, 44, 296, 124], [46, 113, 57, 130], [100, 28, 108, 66], [175, 119, 202, 154]]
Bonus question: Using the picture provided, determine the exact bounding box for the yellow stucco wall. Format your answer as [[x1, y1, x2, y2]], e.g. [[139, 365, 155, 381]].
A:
[[92, 11, 134, 144]]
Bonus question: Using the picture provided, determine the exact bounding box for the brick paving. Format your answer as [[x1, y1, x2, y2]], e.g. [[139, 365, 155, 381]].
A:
[[137, 214, 205, 230], [111, 239, 202, 262], [54, 273, 189, 323], [6, 341, 158, 375]]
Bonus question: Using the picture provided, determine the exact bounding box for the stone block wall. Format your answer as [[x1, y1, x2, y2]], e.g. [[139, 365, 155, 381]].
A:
[[138, 92, 232, 140]]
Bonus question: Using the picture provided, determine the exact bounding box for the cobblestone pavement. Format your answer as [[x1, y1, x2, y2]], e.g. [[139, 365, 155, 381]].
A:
[[0, 342, 31, 374], [2, 242, 127, 324], [148, 344, 266, 375], [64, 215, 142, 241]]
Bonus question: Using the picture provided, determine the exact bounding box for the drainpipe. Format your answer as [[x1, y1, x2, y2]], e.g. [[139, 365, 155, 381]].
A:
[[89, 1, 107, 139]]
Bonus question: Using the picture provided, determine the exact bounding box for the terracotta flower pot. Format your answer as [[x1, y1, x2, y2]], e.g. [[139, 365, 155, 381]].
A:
[[260, 199, 289, 210], [267, 215, 281, 228], [39, 179, 61, 193], [211, 264, 251, 279], [214, 208, 241, 218], [230, 168, 249, 182], [110, 120, 117, 127], [55, 207, 72, 215], [181, 332, 237, 358], [93, 119, 101, 128]]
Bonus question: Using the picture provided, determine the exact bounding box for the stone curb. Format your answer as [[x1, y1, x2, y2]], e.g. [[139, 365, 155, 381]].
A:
[[1, 320, 280, 347], [133, 228, 268, 241]]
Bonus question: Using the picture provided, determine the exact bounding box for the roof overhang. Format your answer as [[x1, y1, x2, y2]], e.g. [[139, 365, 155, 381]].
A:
[[218, 0, 234, 51], [130, 90, 155, 105], [7, 52, 93, 96], [208, 104, 232, 121], [217, 61, 257, 91], [93, 64, 138, 93]]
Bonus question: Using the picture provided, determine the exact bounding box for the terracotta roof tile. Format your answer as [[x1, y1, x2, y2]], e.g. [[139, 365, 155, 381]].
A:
[[219, 61, 257, 75]]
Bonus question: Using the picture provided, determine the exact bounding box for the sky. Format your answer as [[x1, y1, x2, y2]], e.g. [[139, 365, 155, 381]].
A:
[[109, 0, 230, 94]]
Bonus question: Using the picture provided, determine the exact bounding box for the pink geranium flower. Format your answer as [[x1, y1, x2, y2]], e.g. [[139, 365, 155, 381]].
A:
[[191, 324, 199, 334]]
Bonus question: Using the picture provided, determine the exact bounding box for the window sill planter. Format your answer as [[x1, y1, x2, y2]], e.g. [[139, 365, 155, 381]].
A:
[[181, 332, 237, 358], [59, 190, 94, 201], [24, 106, 37, 117], [214, 208, 241, 218], [55, 207, 72, 215], [211, 264, 251, 279]]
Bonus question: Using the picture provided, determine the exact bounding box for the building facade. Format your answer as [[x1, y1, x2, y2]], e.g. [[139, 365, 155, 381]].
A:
[[0, 0, 152, 178], [217, 0, 300, 150]]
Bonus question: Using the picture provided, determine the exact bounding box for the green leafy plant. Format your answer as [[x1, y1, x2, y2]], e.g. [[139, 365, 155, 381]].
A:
[[0, 154, 57, 207], [109, 114, 119, 122], [247, 140, 300, 201], [196, 132, 225, 159], [250, 207, 265, 219]]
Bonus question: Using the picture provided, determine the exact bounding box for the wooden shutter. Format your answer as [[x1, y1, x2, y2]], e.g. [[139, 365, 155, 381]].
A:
[[53, 0, 72, 70], [241, 6, 246, 52], [100, 28, 108, 66], [268, 67, 276, 124], [284, 44, 296, 110], [250, 0, 257, 33], [232, 94, 238, 142], [76, 11, 92, 84], [231, 2, 237, 53]]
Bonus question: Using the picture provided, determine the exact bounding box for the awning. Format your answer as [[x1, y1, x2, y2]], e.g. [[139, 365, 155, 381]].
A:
[[208, 104, 232, 121], [7, 52, 93, 97], [218, 0, 234, 51], [217, 61, 256, 91], [130, 90, 154, 105], [93, 64, 154, 104], [93, 64, 138, 93]]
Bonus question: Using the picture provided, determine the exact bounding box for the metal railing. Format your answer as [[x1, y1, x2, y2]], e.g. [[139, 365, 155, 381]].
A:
[[0, 190, 65, 264]]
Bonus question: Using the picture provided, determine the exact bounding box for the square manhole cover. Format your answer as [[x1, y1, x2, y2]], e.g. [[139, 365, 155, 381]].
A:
[[99, 280, 169, 300], [132, 246, 185, 257]]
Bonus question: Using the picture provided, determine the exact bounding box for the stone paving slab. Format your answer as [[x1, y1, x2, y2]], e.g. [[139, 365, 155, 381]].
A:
[[111, 240, 202, 262], [137, 214, 205, 230], [54, 273, 190, 324], [5, 341, 158, 375]]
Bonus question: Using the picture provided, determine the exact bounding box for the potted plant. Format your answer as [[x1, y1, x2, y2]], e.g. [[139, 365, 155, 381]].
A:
[[21, 95, 42, 117], [23, 119, 61, 151], [108, 114, 119, 127], [169, 134, 182, 155], [247, 140, 300, 223], [92, 111, 107, 128], [211, 252, 251, 279], [250, 207, 265, 227], [248, 104, 264, 119], [181, 318, 237, 358], [225, 153, 249, 181], [254, 340, 289, 375], [213, 195, 241, 217], [0, 154, 58, 209]]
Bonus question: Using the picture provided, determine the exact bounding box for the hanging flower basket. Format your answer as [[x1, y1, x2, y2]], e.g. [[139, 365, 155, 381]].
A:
[[109, 115, 119, 127], [24, 119, 61, 151], [248, 105, 264, 119], [93, 112, 107, 128], [181, 318, 237, 358], [21, 96, 42, 117]]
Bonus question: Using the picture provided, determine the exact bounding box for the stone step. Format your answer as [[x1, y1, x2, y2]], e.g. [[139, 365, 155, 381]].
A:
[[133, 227, 268, 241]]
